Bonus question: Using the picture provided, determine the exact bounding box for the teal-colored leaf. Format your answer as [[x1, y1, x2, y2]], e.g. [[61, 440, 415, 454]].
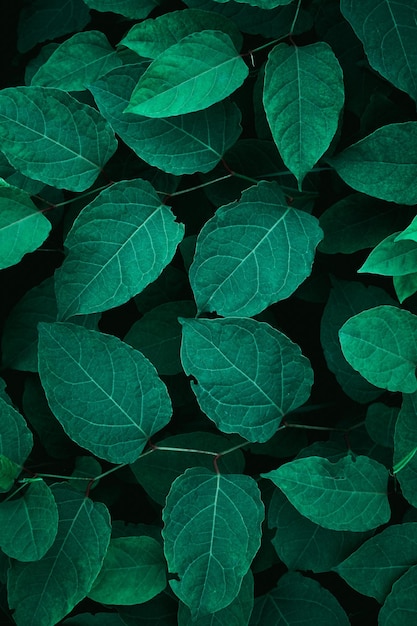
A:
[[120, 9, 243, 58], [365, 403, 398, 449], [0, 87, 117, 192], [17, 0, 91, 53], [31, 31, 122, 91], [82, 0, 160, 19], [88, 536, 166, 605], [262, 454, 390, 531], [269, 488, 370, 573], [37, 322, 173, 464], [130, 432, 245, 505], [7, 483, 111, 626], [0, 182, 51, 270], [54, 179, 184, 319], [178, 570, 253, 626], [125, 31, 248, 118], [378, 564, 417, 626], [341, 0, 417, 102], [249, 571, 349, 626], [189, 181, 323, 316], [320, 279, 396, 403], [328, 123, 417, 204], [358, 232, 417, 276], [0, 480, 58, 562], [0, 455, 21, 492], [213, 0, 292, 6], [335, 522, 417, 603], [90, 64, 242, 175], [395, 215, 417, 243], [162, 468, 264, 617], [69, 457, 102, 492], [0, 397, 33, 467], [394, 393, 417, 507], [264, 42, 344, 187], [180, 317, 313, 442], [339, 305, 417, 393], [134, 265, 189, 314], [394, 272, 417, 303]]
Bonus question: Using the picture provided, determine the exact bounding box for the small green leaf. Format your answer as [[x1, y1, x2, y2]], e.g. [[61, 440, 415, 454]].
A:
[[7, 483, 111, 626], [0, 87, 117, 192], [55, 179, 184, 319], [125, 30, 248, 118], [162, 468, 264, 618], [328, 123, 417, 204], [82, 0, 160, 19], [358, 232, 417, 276], [38, 322, 172, 464], [88, 536, 167, 605], [395, 215, 417, 243], [339, 305, 417, 393], [394, 273, 417, 303], [0, 455, 21, 491], [378, 564, 417, 626], [0, 480, 58, 561], [180, 317, 313, 442], [264, 42, 344, 187], [262, 454, 390, 531]]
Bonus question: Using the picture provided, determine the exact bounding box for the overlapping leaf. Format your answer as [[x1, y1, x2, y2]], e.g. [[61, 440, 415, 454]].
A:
[[394, 392, 417, 507], [0, 396, 33, 469], [359, 232, 417, 276], [38, 323, 173, 464], [378, 564, 417, 626], [82, 0, 160, 18]]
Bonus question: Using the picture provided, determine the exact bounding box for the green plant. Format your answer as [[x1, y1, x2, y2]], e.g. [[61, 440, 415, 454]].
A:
[[1, 0, 417, 624]]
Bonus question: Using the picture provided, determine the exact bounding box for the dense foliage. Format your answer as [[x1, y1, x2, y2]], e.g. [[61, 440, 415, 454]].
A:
[[1, 0, 417, 624]]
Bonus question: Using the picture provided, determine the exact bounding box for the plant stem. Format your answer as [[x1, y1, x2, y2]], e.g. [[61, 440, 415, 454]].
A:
[[290, 0, 302, 35], [159, 173, 233, 198]]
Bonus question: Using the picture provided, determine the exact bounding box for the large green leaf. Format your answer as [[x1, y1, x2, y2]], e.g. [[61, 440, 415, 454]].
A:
[[54, 179, 184, 319], [88, 537, 166, 605], [82, 0, 160, 18], [0, 87, 117, 192], [125, 30, 248, 118], [328, 123, 417, 204], [341, 0, 417, 102], [339, 305, 417, 393], [358, 232, 417, 276], [162, 468, 264, 617], [335, 522, 417, 603], [263, 42, 344, 187], [90, 64, 242, 175], [0, 480, 58, 562], [249, 572, 349, 626], [189, 182, 323, 316], [120, 9, 243, 58], [262, 454, 390, 531], [37, 323, 172, 464], [378, 564, 417, 626], [0, 182, 51, 270], [31, 31, 121, 90], [7, 483, 111, 626], [394, 392, 417, 507], [180, 317, 313, 442]]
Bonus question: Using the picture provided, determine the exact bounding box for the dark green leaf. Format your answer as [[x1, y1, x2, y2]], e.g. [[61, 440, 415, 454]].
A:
[[0, 397, 33, 467], [82, 0, 160, 19], [378, 564, 417, 626], [394, 392, 417, 507], [0, 455, 21, 492], [365, 403, 398, 449]]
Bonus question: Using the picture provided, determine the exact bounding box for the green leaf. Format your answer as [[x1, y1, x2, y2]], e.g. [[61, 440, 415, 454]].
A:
[[7, 483, 111, 626], [17, 0, 91, 53], [339, 305, 417, 393], [81, 0, 160, 19], [358, 232, 417, 276], [328, 123, 417, 204], [394, 393, 417, 507], [264, 42, 344, 187], [0, 455, 21, 491], [0, 87, 117, 192], [365, 403, 398, 449], [262, 454, 390, 531], [130, 432, 245, 505], [180, 317, 313, 442], [54, 179, 184, 319], [0, 396, 33, 467], [378, 564, 417, 626], [125, 31, 248, 118], [37, 322, 172, 464], [0, 182, 51, 270], [134, 265, 189, 314], [394, 272, 417, 303], [0, 480, 58, 561], [68, 456, 102, 492], [162, 468, 264, 617], [189, 182, 323, 316], [31, 31, 122, 91], [335, 522, 417, 603], [341, 0, 417, 102], [88, 536, 166, 605], [395, 215, 417, 243], [213, 0, 292, 6], [120, 9, 243, 58], [63, 614, 127, 626], [249, 571, 350, 626], [90, 64, 242, 175]]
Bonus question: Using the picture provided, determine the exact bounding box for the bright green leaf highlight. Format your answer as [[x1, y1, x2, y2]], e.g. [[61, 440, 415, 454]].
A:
[[359, 232, 417, 276], [378, 564, 417, 626], [189, 181, 323, 317], [88, 536, 167, 605], [263, 42, 344, 187], [0, 455, 21, 492], [0, 87, 117, 191], [38, 322, 172, 464], [55, 179, 184, 319], [180, 317, 313, 442], [125, 30, 248, 118], [339, 305, 417, 393], [262, 454, 390, 531], [162, 468, 264, 617]]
